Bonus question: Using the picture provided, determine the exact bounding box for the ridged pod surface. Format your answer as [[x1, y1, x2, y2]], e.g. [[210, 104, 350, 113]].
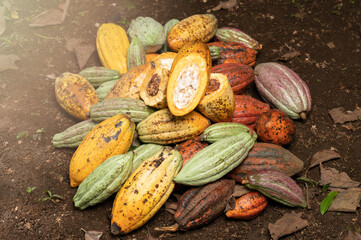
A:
[[175, 137, 209, 166], [254, 62, 312, 119], [96, 80, 117, 101], [73, 152, 133, 210], [111, 147, 182, 235], [197, 73, 235, 122], [127, 35, 146, 70], [167, 42, 212, 116], [89, 98, 154, 123], [55, 72, 99, 121], [79, 66, 121, 88], [96, 23, 129, 73], [215, 27, 262, 53], [175, 179, 235, 230], [232, 95, 271, 127], [104, 64, 152, 100], [228, 142, 304, 182], [174, 131, 257, 186], [131, 144, 163, 172], [52, 119, 97, 148], [139, 65, 170, 109], [225, 191, 267, 219], [69, 114, 135, 187], [199, 122, 255, 143], [137, 108, 210, 145], [211, 63, 255, 94], [167, 14, 218, 52], [244, 170, 307, 208], [162, 19, 179, 52], [207, 42, 256, 66]]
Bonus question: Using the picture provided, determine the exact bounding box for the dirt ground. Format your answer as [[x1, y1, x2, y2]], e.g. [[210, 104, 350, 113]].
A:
[[0, 0, 360, 239]]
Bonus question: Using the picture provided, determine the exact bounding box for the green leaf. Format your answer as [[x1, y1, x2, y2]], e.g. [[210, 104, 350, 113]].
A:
[[320, 191, 337, 215], [322, 183, 331, 193], [297, 177, 316, 187]]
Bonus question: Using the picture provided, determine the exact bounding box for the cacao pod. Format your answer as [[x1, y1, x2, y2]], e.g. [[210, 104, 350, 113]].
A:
[[79, 66, 121, 88], [207, 42, 256, 66], [226, 191, 267, 219]]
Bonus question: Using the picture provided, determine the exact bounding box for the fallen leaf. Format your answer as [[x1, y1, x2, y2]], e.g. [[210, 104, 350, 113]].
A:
[[65, 38, 95, 69], [0, 6, 5, 36], [81, 228, 102, 240], [309, 149, 341, 168], [327, 42, 336, 49], [164, 201, 178, 215], [277, 51, 301, 62], [320, 164, 360, 189], [208, 0, 237, 12], [328, 107, 361, 124], [344, 230, 361, 240], [29, 0, 71, 27], [0, 54, 20, 72], [75, 43, 95, 69], [225, 185, 250, 212], [328, 188, 361, 212], [268, 211, 308, 240]]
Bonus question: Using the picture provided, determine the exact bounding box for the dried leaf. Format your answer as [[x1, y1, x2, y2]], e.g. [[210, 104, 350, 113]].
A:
[[320, 165, 360, 189], [65, 38, 84, 52], [329, 107, 361, 124], [0, 6, 5, 36], [164, 201, 178, 215], [277, 51, 301, 62], [328, 188, 361, 212], [0, 54, 20, 72], [344, 230, 361, 240], [309, 149, 341, 168], [209, 0, 237, 12], [29, 0, 70, 27], [327, 42, 336, 49], [75, 43, 95, 69], [225, 185, 250, 212], [82, 228, 102, 240], [320, 191, 337, 215], [268, 211, 308, 240]]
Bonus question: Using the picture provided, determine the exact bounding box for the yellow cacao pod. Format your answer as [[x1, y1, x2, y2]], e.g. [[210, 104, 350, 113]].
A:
[[197, 73, 235, 122], [69, 113, 135, 187], [55, 72, 99, 121], [167, 14, 218, 52], [137, 108, 210, 144], [96, 23, 129, 73]]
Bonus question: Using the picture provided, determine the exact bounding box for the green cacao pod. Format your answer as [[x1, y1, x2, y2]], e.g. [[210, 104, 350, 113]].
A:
[[52, 119, 97, 148], [131, 144, 163, 172], [89, 98, 154, 123], [127, 17, 166, 53], [127, 36, 147, 70], [199, 122, 256, 143], [162, 19, 179, 52], [95, 80, 118, 101], [174, 131, 257, 186], [73, 151, 133, 210], [244, 170, 306, 208], [79, 66, 121, 88]]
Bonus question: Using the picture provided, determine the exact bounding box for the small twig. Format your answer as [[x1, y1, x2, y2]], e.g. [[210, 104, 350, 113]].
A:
[[305, 183, 311, 210], [35, 33, 59, 40]]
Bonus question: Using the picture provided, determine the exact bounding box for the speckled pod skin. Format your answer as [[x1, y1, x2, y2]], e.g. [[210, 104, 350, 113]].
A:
[[54, 72, 99, 121], [167, 14, 218, 52], [69, 113, 135, 187], [175, 179, 235, 231], [254, 62, 312, 120], [227, 142, 304, 182], [137, 108, 210, 145], [226, 191, 268, 219], [110, 147, 182, 235], [255, 109, 295, 145], [244, 170, 306, 208]]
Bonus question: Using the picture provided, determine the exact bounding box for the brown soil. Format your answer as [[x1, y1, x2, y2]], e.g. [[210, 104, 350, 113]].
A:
[[1, 0, 360, 239]]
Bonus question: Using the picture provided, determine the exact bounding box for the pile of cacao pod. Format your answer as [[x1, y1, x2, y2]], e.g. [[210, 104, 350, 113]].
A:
[[52, 14, 312, 236]]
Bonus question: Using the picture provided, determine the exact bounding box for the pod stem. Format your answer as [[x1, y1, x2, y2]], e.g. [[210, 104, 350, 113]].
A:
[[154, 223, 179, 232], [241, 180, 249, 185], [300, 112, 307, 120]]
